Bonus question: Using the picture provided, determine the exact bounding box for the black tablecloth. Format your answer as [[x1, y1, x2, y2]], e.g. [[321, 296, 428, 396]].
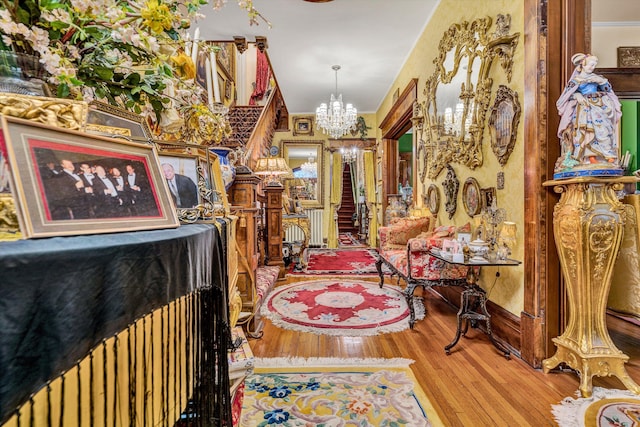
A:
[[0, 224, 226, 421]]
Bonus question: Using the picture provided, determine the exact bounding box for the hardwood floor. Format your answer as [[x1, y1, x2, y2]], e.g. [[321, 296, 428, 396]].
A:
[[249, 275, 640, 426]]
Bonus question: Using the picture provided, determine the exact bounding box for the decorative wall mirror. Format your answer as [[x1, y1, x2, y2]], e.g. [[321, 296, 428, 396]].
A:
[[283, 140, 324, 209], [417, 14, 520, 181]]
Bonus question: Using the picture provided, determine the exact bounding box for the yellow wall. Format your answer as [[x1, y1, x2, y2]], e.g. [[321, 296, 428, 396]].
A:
[[376, 0, 526, 315]]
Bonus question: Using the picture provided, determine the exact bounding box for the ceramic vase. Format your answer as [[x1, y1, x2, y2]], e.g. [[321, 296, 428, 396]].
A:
[[210, 147, 236, 191]]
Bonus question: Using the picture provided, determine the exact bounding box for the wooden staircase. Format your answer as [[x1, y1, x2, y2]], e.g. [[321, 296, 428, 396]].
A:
[[337, 163, 358, 235], [221, 86, 289, 170]]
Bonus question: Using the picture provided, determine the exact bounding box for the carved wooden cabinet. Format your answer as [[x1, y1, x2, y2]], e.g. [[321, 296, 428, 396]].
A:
[[228, 166, 261, 316]]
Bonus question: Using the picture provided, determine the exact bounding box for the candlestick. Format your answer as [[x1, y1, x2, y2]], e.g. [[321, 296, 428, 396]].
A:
[[205, 58, 214, 108], [184, 33, 191, 57], [210, 49, 221, 103], [191, 28, 200, 79]]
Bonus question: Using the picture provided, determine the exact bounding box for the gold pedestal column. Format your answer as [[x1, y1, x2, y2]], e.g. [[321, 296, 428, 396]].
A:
[[542, 177, 640, 397]]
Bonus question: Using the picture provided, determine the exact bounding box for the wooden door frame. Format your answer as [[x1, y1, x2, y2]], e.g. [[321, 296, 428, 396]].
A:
[[379, 79, 418, 223], [520, 0, 590, 367]]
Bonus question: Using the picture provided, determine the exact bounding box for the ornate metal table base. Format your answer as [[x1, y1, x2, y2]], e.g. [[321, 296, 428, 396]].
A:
[[445, 283, 511, 359], [542, 177, 640, 398]]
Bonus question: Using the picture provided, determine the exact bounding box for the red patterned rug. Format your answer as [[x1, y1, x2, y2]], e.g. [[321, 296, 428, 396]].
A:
[[338, 232, 366, 247], [260, 279, 424, 336], [290, 248, 387, 277]]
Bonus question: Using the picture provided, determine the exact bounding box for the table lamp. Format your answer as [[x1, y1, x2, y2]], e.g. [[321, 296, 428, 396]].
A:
[[497, 221, 517, 259], [253, 156, 293, 186]]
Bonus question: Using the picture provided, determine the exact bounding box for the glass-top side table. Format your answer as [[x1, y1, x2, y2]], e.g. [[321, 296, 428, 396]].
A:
[[429, 250, 521, 359]]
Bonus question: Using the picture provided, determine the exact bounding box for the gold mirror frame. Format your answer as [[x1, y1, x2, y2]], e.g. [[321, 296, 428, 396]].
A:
[[417, 15, 519, 181], [283, 140, 324, 209]]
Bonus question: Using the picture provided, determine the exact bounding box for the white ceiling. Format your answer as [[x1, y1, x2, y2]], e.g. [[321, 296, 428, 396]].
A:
[[197, 0, 438, 115], [197, 0, 638, 116]]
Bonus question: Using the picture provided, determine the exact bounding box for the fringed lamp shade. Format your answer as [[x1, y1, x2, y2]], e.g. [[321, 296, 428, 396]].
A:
[[253, 157, 293, 184], [499, 221, 517, 249]]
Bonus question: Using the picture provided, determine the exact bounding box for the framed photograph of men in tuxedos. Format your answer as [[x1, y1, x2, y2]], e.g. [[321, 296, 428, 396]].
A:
[[0, 115, 179, 238]]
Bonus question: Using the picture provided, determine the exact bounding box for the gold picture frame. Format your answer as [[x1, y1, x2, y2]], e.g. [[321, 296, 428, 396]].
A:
[[292, 116, 314, 136], [617, 46, 640, 68], [426, 184, 440, 215], [2, 115, 178, 238], [462, 177, 482, 217], [86, 101, 153, 142]]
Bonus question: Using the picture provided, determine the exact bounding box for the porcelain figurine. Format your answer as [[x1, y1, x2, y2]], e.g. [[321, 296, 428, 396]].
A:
[[554, 53, 623, 179]]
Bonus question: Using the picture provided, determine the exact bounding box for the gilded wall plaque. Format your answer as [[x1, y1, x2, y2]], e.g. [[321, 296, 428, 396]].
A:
[[488, 85, 521, 167]]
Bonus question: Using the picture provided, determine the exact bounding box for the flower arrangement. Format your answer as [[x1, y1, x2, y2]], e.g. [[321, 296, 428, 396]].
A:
[[0, 0, 266, 134], [180, 103, 232, 144]]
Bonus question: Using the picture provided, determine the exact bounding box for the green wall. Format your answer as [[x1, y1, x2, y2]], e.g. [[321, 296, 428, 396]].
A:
[[399, 133, 412, 152], [621, 100, 640, 175]]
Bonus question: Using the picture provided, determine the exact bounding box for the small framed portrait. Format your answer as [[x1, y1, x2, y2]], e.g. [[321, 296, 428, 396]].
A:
[[293, 116, 314, 136], [1, 115, 178, 238], [480, 187, 497, 211], [426, 184, 440, 215], [462, 177, 481, 217], [158, 153, 202, 212], [86, 101, 153, 143]]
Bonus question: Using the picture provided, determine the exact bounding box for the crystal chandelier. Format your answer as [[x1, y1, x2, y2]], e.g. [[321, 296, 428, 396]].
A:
[[315, 65, 357, 139], [340, 147, 358, 163], [300, 156, 317, 177]]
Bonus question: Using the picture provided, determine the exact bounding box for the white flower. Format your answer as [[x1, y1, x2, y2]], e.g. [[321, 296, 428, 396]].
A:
[[41, 9, 71, 23], [66, 45, 81, 60], [82, 87, 96, 103], [36, 46, 65, 76]]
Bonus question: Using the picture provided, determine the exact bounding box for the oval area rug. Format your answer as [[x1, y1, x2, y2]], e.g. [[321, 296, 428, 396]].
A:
[[261, 279, 424, 336]]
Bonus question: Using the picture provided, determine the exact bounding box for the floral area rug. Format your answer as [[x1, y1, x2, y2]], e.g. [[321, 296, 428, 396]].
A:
[[290, 248, 389, 277], [260, 279, 423, 336], [552, 387, 640, 426], [240, 357, 443, 427]]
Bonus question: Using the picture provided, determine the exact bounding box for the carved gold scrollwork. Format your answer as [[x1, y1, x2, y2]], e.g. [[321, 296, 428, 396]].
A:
[[0, 194, 21, 240], [0, 94, 87, 130], [417, 15, 520, 181]]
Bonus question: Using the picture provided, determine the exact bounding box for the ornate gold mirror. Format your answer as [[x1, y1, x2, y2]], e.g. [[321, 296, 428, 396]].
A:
[[283, 141, 324, 209], [417, 15, 519, 181]]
